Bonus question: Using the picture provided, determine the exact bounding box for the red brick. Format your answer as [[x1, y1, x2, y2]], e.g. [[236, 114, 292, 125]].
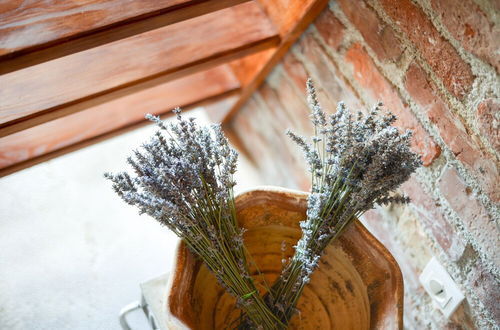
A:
[[297, 36, 362, 111], [361, 210, 424, 291], [468, 258, 500, 321], [230, 97, 269, 161], [268, 66, 312, 134], [254, 85, 312, 190], [232, 94, 308, 190], [344, 43, 441, 165], [405, 63, 499, 202], [282, 52, 309, 93], [260, 80, 308, 138], [338, 0, 403, 61], [380, 0, 474, 98], [405, 63, 472, 154], [363, 209, 475, 328], [445, 306, 476, 329], [257, 74, 315, 189], [314, 8, 345, 51], [492, 0, 500, 12], [401, 177, 466, 261], [477, 98, 500, 153], [431, 0, 500, 73], [438, 166, 500, 266]]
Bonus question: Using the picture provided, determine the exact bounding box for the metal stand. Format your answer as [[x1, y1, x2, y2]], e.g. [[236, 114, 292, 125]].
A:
[[119, 301, 142, 330], [118, 274, 169, 330]]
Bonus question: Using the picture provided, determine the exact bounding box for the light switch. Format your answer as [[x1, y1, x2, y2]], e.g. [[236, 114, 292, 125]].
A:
[[419, 257, 465, 318]]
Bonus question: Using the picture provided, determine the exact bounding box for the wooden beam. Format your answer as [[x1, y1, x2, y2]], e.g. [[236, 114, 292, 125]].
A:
[[0, 0, 250, 74], [228, 48, 276, 87], [0, 1, 279, 137], [0, 66, 240, 176], [222, 0, 329, 124]]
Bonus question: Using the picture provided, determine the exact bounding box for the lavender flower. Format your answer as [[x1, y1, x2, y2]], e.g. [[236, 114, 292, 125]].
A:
[[249, 79, 422, 325], [105, 109, 283, 329]]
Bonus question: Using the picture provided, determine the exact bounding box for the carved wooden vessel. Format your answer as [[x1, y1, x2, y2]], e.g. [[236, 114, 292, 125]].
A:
[[165, 187, 403, 329]]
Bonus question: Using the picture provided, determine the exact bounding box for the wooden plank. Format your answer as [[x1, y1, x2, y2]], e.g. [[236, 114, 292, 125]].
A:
[[0, 1, 279, 137], [0, 66, 239, 175], [0, 0, 201, 56], [222, 0, 329, 124], [228, 48, 275, 86], [257, 0, 323, 37], [0, 0, 250, 74]]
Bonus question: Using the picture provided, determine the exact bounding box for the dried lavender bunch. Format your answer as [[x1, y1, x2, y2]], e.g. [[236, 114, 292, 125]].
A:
[[245, 79, 422, 326], [105, 109, 283, 329]]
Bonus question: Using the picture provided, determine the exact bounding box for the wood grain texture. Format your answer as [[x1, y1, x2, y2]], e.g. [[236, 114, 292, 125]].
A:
[[0, 0, 194, 56], [0, 1, 279, 136], [229, 48, 275, 86], [165, 188, 404, 329], [222, 0, 329, 124], [0, 0, 250, 73], [259, 0, 321, 37], [0, 66, 239, 174]]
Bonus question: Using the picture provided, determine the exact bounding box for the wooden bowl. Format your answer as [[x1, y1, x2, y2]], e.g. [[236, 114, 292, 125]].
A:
[[165, 187, 403, 329]]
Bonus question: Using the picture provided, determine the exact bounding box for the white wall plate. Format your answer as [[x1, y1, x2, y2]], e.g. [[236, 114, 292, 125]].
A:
[[419, 257, 465, 319]]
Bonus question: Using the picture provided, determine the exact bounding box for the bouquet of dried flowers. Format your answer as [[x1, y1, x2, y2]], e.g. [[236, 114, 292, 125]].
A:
[[106, 79, 421, 329], [105, 109, 283, 329], [246, 79, 422, 326]]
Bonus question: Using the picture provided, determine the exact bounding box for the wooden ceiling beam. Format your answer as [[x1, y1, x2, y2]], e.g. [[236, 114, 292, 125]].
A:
[[0, 65, 240, 177], [0, 0, 251, 74], [0, 1, 279, 138], [0, 0, 331, 177], [221, 0, 329, 124]]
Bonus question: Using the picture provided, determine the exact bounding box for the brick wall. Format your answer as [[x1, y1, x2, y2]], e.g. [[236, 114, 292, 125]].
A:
[[226, 0, 499, 328]]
